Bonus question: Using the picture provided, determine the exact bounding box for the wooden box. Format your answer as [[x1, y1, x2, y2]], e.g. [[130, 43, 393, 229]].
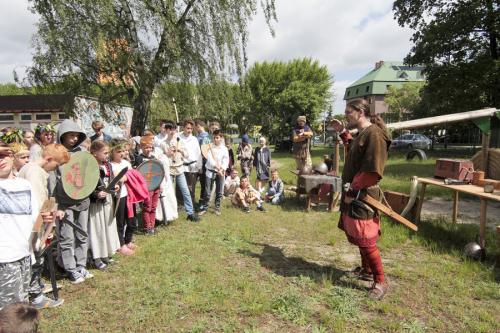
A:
[[383, 190, 419, 219], [434, 159, 474, 180]]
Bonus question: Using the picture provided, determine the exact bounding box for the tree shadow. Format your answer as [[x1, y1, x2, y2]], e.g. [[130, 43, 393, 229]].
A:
[[238, 242, 365, 290]]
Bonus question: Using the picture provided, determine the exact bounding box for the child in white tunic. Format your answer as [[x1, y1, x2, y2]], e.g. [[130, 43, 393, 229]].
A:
[[88, 140, 121, 269]]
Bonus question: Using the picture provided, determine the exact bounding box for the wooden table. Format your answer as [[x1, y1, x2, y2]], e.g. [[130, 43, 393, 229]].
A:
[[415, 177, 500, 247], [291, 171, 342, 212]]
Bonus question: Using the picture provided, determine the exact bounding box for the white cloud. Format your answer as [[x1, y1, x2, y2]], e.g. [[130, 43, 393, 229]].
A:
[[247, 0, 415, 114], [0, 0, 38, 82]]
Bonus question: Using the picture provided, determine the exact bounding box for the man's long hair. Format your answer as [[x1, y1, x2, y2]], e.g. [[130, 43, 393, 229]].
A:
[[346, 99, 387, 133]]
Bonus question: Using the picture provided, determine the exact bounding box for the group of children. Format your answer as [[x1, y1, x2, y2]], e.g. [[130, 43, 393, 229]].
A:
[[0, 118, 288, 322]]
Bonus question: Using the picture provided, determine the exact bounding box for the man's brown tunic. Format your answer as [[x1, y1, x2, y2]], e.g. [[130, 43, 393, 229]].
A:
[[340, 124, 391, 247]]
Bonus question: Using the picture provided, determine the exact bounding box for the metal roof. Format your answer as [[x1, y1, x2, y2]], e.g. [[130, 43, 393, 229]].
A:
[[344, 61, 425, 100]]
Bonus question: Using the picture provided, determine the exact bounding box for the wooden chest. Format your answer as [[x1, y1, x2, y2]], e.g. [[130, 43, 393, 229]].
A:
[[434, 159, 474, 180]]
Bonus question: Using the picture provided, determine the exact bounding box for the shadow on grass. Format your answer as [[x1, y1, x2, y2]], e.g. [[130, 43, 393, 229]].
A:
[[279, 196, 318, 213], [238, 242, 366, 290]]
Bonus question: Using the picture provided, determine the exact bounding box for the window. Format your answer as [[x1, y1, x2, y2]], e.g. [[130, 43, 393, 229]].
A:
[[355, 88, 359, 94], [20, 114, 32, 121], [365, 86, 370, 92], [386, 85, 391, 89], [0, 114, 14, 122], [58, 113, 70, 120], [35, 113, 52, 121], [347, 90, 351, 97]]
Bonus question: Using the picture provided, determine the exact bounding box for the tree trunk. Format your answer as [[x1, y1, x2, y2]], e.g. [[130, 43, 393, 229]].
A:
[[131, 86, 153, 136]]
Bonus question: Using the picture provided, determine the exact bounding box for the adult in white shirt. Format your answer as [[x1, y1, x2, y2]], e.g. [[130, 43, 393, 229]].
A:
[[179, 119, 202, 203], [160, 121, 200, 222], [154, 120, 169, 148]]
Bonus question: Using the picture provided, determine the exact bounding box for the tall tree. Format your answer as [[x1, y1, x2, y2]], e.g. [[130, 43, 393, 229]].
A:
[[244, 58, 332, 142], [383, 81, 424, 122], [148, 78, 246, 132], [24, 0, 276, 135], [393, 0, 500, 116]]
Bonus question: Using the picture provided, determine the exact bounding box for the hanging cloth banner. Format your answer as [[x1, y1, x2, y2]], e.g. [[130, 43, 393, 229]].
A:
[[472, 116, 491, 135]]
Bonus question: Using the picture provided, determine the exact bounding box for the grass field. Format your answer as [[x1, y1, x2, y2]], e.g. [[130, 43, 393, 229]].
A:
[[40, 147, 500, 332]]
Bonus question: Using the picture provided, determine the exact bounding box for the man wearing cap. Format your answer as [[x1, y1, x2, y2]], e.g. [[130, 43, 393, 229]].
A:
[[292, 116, 313, 171]]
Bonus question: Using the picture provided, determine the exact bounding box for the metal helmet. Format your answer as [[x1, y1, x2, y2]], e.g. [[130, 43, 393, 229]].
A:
[[299, 165, 313, 175], [464, 242, 486, 261], [313, 162, 328, 175]]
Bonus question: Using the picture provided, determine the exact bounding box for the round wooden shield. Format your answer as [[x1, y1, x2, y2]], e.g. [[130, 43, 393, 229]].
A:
[[61, 151, 100, 200], [137, 160, 165, 191], [201, 143, 211, 159]]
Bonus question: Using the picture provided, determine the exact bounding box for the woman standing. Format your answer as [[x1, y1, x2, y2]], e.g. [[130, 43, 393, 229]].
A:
[[237, 134, 253, 177], [253, 137, 271, 193]]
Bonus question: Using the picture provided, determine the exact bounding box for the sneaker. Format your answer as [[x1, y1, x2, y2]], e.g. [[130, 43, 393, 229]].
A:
[[102, 257, 115, 265], [32, 295, 64, 309], [42, 284, 61, 294], [146, 229, 155, 236], [94, 260, 108, 271], [68, 271, 85, 284], [78, 267, 94, 280], [187, 214, 200, 222], [257, 205, 266, 212], [243, 206, 250, 213], [197, 209, 207, 216], [214, 209, 221, 216]]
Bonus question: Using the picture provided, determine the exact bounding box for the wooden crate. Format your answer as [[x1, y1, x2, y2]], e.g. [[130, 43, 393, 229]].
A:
[[383, 190, 419, 219], [434, 159, 474, 180]]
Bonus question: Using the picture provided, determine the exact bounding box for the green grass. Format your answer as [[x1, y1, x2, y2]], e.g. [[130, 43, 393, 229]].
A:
[[40, 147, 500, 332]]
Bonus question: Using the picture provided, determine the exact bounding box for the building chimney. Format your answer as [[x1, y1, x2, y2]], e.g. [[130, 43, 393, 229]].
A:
[[374, 61, 384, 70]]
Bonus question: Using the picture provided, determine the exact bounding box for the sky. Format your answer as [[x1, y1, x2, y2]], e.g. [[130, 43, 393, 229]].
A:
[[0, 0, 414, 115]]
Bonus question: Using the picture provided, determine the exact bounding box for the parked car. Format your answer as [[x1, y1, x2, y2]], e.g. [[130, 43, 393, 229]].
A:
[[391, 134, 431, 150]]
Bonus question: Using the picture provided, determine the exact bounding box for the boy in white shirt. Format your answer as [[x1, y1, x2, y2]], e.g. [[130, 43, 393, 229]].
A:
[[198, 130, 229, 216], [0, 143, 49, 309], [179, 119, 202, 204]]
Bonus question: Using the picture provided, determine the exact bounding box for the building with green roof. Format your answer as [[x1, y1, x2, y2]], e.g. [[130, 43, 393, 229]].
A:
[[344, 61, 425, 115]]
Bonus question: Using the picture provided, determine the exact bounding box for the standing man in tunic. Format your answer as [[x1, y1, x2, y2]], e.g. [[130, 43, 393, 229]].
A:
[[292, 116, 313, 171], [333, 99, 391, 300]]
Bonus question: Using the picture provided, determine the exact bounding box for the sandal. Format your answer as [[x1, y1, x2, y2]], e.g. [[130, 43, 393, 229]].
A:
[[368, 282, 389, 301], [347, 267, 374, 281]]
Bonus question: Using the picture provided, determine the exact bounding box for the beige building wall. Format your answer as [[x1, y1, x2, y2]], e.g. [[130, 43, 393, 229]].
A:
[[0, 111, 67, 130]]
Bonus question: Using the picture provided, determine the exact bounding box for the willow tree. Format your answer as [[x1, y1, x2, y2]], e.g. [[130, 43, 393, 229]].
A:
[[25, 0, 276, 135]]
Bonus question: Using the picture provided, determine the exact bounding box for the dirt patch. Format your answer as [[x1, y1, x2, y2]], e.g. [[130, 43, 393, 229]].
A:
[[421, 197, 500, 229]]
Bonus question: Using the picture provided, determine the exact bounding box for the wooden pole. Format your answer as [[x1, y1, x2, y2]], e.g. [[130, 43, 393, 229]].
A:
[[334, 139, 340, 175], [481, 133, 490, 177], [479, 199, 487, 248], [496, 225, 500, 264], [452, 191, 459, 224]]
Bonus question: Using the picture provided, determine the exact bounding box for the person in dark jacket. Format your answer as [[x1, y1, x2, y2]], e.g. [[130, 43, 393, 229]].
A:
[[50, 119, 93, 284], [253, 137, 271, 193]]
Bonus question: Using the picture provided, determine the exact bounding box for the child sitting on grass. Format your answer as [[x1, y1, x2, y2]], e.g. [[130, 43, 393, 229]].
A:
[[224, 168, 240, 196], [265, 168, 284, 205], [231, 175, 265, 213]]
